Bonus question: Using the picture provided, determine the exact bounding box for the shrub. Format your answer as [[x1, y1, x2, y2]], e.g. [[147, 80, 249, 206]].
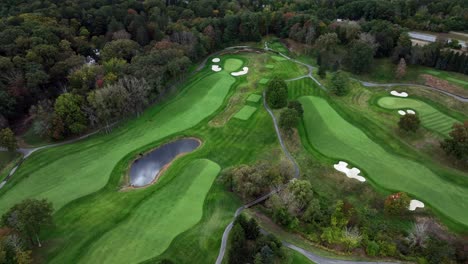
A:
[[330, 70, 349, 96], [398, 114, 420, 132], [279, 108, 299, 131], [287, 100, 304, 117], [366, 240, 380, 256], [384, 192, 411, 216]]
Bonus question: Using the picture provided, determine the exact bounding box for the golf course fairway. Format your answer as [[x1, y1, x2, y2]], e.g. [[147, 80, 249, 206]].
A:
[[377, 97, 460, 135], [76, 159, 220, 264], [0, 64, 237, 213], [299, 96, 468, 227]]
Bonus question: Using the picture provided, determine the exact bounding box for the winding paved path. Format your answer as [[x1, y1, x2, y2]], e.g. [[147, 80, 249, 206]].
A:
[[215, 42, 408, 264]]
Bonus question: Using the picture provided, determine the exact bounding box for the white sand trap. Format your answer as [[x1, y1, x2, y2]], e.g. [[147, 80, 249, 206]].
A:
[[212, 58, 220, 63], [333, 161, 366, 182], [407, 109, 416, 114], [390, 90, 409, 97], [409, 200, 424, 211], [398, 110, 406, 115], [211, 65, 222, 72], [231, 67, 249, 76]]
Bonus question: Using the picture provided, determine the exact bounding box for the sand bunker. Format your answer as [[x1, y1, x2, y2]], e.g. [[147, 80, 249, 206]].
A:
[[231, 67, 249, 76], [390, 91, 409, 97], [333, 161, 366, 182], [409, 199, 424, 211], [398, 109, 416, 115], [211, 65, 222, 72], [212, 58, 220, 63]]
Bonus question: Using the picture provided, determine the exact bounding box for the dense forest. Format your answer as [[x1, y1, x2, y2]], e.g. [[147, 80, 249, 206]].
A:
[[0, 0, 466, 141]]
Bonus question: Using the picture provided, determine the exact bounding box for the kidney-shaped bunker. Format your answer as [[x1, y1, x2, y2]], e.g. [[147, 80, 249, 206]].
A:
[[129, 138, 201, 187]]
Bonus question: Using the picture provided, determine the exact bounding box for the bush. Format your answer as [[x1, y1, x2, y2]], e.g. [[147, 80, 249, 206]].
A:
[[366, 240, 380, 256], [287, 100, 304, 117], [398, 114, 420, 132], [384, 192, 410, 216], [440, 121, 468, 160], [279, 108, 299, 131]]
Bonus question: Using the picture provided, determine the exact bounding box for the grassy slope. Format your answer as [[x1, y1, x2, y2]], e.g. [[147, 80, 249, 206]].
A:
[[0, 151, 21, 181], [77, 159, 220, 264], [286, 248, 316, 264], [0, 65, 238, 213], [298, 95, 468, 227], [377, 96, 460, 135]]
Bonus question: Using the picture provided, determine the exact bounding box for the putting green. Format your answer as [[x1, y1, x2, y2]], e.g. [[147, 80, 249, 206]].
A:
[[271, 55, 286, 62], [223, 58, 244, 72], [234, 105, 257, 120], [259, 78, 269, 85], [377, 97, 460, 135], [246, 94, 262, 103], [76, 159, 220, 264], [299, 96, 468, 227], [0, 69, 236, 213]]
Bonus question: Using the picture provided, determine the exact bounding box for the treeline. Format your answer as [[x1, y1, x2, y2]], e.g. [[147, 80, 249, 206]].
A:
[[0, 0, 466, 140]]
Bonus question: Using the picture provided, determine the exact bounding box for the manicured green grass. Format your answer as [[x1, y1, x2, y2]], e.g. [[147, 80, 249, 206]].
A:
[[259, 78, 269, 84], [299, 95, 468, 228], [286, 248, 315, 264], [233, 105, 257, 120], [246, 94, 262, 103], [77, 159, 220, 264], [271, 55, 286, 61], [265, 64, 274, 69], [0, 61, 237, 213], [223, 58, 244, 72], [377, 97, 460, 135]]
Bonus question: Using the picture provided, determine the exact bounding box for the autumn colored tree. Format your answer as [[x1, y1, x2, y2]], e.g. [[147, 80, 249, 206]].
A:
[[441, 121, 468, 160], [395, 58, 407, 79], [384, 192, 411, 216]]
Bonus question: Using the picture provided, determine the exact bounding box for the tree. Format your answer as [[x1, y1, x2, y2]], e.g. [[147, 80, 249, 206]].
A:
[[330, 71, 349, 96], [440, 121, 468, 160], [287, 100, 303, 117], [384, 192, 410, 216], [0, 128, 17, 152], [347, 40, 374, 74], [54, 93, 87, 135], [279, 109, 299, 131], [228, 223, 247, 264], [318, 65, 326, 79], [2, 199, 53, 247], [398, 114, 420, 132], [265, 78, 288, 109], [101, 39, 140, 61], [395, 58, 407, 79]]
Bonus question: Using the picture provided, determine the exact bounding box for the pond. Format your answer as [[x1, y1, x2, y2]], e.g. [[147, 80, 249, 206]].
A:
[[129, 138, 201, 187]]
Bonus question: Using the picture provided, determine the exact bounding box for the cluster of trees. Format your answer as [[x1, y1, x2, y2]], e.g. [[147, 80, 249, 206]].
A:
[[0, 199, 53, 264], [228, 214, 284, 264], [0, 128, 17, 151], [398, 114, 420, 133]]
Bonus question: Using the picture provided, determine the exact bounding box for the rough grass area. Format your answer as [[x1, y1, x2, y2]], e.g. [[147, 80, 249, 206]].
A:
[[447, 77, 468, 86], [299, 95, 468, 228], [77, 159, 220, 264], [0, 152, 21, 181], [377, 97, 460, 135], [259, 78, 269, 84], [223, 58, 244, 72], [234, 105, 257, 120], [286, 248, 315, 264], [246, 94, 262, 103]]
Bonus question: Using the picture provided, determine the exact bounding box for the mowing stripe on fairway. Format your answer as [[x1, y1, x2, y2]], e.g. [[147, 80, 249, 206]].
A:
[[299, 96, 468, 227], [259, 78, 269, 85], [271, 55, 286, 61], [77, 159, 221, 264], [0, 69, 236, 213], [234, 105, 257, 120], [377, 97, 460, 136]]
